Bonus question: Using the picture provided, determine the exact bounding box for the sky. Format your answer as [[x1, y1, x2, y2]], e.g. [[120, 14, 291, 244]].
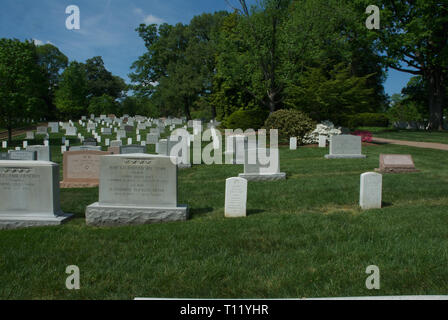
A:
[[0, 0, 412, 97]]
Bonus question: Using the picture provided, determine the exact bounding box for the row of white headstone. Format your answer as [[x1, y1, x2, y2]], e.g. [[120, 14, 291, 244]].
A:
[[225, 171, 382, 219]]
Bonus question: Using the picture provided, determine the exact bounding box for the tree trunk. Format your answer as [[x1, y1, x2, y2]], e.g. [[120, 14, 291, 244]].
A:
[[267, 91, 276, 113], [211, 104, 216, 120], [426, 69, 445, 131], [7, 126, 12, 144], [184, 98, 192, 120]]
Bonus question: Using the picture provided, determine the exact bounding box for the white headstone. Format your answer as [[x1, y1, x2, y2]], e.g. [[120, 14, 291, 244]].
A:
[[26, 131, 35, 140], [289, 137, 297, 150], [319, 135, 327, 148], [0, 161, 72, 229], [26, 145, 51, 161], [325, 135, 366, 159], [360, 172, 382, 210], [225, 177, 248, 218], [85, 154, 188, 226]]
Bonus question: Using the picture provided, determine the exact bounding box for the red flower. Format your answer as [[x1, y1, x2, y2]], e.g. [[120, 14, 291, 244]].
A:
[[351, 131, 372, 143]]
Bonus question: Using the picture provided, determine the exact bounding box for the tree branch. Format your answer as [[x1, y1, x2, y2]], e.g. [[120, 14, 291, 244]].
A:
[[389, 65, 422, 75]]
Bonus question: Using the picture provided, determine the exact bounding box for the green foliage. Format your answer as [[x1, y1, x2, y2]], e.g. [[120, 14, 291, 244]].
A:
[[401, 76, 430, 118], [347, 113, 389, 129], [285, 63, 376, 125], [130, 1, 389, 122], [387, 101, 424, 124], [35, 43, 69, 120], [36, 43, 68, 90], [54, 61, 88, 119], [372, 0, 448, 129], [0, 38, 47, 140], [120, 96, 159, 118], [84, 56, 126, 100], [88, 94, 118, 116], [264, 109, 315, 141], [224, 109, 269, 130], [130, 12, 228, 120]]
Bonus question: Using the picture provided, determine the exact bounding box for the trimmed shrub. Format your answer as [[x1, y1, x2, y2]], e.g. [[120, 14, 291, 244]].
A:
[[224, 109, 269, 130], [351, 130, 373, 143], [264, 109, 315, 142], [347, 113, 389, 128]]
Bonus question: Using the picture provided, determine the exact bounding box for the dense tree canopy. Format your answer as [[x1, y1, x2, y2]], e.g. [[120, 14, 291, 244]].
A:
[[54, 61, 88, 119], [0, 38, 47, 141], [1, 1, 446, 129], [372, 0, 448, 129], [130, 0, 391, 126]]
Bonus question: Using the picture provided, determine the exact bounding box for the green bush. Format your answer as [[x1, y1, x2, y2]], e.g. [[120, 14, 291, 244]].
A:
[[224, 109, 269, 130], [347, 113, 389, 128], [264, 109, 315, 142]]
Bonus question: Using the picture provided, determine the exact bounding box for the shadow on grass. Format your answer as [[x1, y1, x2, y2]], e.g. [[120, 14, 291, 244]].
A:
[[247, 209, 265, 216], [382, 201, 393, 208], [190, 207, 214, 218]]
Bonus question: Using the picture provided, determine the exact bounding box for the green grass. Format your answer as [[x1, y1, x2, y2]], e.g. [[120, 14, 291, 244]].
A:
[[359, 127, 448, 144], [1, 140, 448, 299]]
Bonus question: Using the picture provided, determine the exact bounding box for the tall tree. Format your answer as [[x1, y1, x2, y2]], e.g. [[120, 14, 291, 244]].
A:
[[130, 12, 227, 120], [374, 0, 448, 130], [36, 43, 68, 119], [36, 43, 68, 91], [0, 39, 47, 142], [54, 61, 88, 119], [228, 0, 291, 113], [84, 56, 126, 101]]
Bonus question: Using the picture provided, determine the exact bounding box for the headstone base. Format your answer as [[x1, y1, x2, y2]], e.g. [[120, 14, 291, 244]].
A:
[[374, 168, 419, 174], [60, 181, 99, 188], [238, 172, 286, 181], [325, 154, 366, 159], [0, 213, 73, 230], [178, 163, 192, 169], [85, 202, 189, 226]]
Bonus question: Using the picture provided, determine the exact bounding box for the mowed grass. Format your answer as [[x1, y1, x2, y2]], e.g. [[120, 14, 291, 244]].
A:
[[1, 138, 448, 299], [360, 127, 448, 144]]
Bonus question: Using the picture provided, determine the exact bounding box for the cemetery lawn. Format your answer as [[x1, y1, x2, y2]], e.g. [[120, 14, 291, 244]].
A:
[[1, 142, 448, 299], [360, 127, 448, 144]]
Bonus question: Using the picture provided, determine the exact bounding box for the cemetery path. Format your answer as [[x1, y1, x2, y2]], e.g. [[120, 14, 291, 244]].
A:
[[372, 137, 448, 151]]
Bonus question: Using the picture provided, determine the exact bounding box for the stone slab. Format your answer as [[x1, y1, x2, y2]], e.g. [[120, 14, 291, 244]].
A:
[[0, 214, 73, 230], [375, 154, 418, 173], [61, 150, 111, 188], [326, 135, 365, 158], [0, 160, 73, 229], [85, 202, 188, 227], [98, 154, 178, 207], [325, 154, 367, 159], [26, 145, 51, 161], [238, 172, 286, 181]]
